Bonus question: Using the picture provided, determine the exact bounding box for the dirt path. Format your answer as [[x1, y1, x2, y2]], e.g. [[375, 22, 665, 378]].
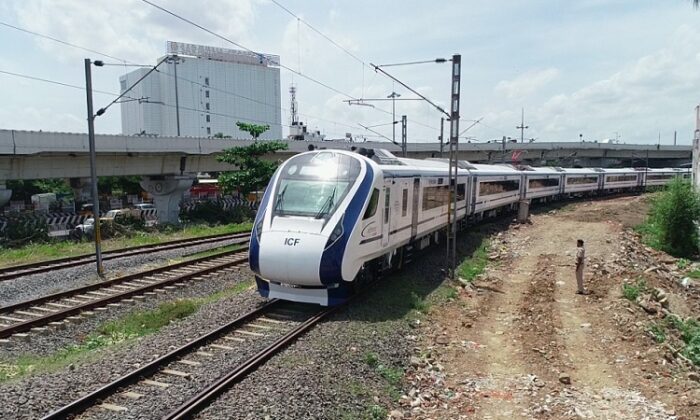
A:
[[402, 196, 697, 419]]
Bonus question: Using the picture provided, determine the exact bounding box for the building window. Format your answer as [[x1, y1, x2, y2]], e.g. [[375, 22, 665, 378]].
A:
[[205, 90, 210, 98], [206, 115, 210, 122], [204, 77, 209, 86], [206, 127, 211, 135], [205, 103, 210, 110], [119, 79, 127, 91]]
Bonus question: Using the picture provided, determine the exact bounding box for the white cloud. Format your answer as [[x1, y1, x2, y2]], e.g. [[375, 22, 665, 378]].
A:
[[532, 24, 700, 142], [12, 0, 256, 64], [495, 68, 560, 99], [0, 105, 84, 132]]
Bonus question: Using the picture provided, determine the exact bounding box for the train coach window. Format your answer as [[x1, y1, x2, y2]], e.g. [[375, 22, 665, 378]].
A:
[[528, 178, 559, 189], [457, 183, 466, 201], [402, 189, 408, 217], [422, 185, 450, 211], [647, 174, 673, 180], [606, 175, 637, 183], [363, 189, 380, 219], [384, 188, 390, 223], [478, 180, 519, 196], [567, 177, 598, 185]]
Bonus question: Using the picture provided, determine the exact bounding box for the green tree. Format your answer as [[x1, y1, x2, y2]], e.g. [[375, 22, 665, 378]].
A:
[[213, 132, 232, 139], [647, 178, 700, 257], [7, 179, 72, 201], [98, 176, 143, 196], [216, 141, 288, 196], [236, 121, 270, 140]]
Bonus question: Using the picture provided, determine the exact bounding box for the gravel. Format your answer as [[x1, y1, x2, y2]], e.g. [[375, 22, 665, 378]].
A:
[[0, 265, 251, 358], [0, 237, 240, 307], [0, 268, 263, 420], [196, 246, 450, 420], [0, 241, 452, 419]]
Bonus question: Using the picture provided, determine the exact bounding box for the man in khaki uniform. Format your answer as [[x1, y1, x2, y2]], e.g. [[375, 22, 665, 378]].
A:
[[575, 239, 586, 294]]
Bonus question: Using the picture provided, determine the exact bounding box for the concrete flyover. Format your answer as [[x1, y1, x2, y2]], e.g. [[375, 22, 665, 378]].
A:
[[0, 129, 692, 222]]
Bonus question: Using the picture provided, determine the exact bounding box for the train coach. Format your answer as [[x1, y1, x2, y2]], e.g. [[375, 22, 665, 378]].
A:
[[249, 148, 688, 306]]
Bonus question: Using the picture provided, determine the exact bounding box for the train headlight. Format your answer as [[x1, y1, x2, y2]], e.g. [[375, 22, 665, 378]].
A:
[[325, 215, 344, 250], [254, 211, 264, 243]]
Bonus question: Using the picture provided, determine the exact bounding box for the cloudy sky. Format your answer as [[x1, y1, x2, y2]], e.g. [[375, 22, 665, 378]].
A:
[[0, 0, 699, 144]]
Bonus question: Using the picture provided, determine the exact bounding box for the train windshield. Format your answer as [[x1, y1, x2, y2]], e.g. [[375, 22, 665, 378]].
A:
[[272, 152, 362, 219]]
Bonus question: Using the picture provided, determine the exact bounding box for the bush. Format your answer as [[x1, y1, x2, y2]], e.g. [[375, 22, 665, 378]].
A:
[[0, 213, 49, 247], [180, 201, 255, 225], [645, 178, 700, 258], [622, 278, 646, 301]]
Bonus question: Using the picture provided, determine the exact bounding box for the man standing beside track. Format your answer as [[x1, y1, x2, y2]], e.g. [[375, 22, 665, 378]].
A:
[[575, 239, 587, 295]]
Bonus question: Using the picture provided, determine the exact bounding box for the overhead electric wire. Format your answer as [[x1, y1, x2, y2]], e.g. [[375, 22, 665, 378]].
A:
[[4, 13, 433, 136], [0, 20, 127, 63], [269, 0, 366, 66], [140, 0, 440, 134], [99, 56, 168, 114], [0, 69, 139, 98], [267, 1, 439, 132], [1, 21, 359, 134], [266, 2, 443, 131], [141, 0, 356, 101]]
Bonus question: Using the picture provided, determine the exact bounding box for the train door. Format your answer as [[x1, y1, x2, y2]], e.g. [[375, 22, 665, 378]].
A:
[[381, 180, 391, 247], [410, 178, 420, 240]]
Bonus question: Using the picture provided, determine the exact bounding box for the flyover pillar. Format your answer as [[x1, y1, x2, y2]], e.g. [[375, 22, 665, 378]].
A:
[[0, 181, 11, 209], [69, 177, 92, 203], [140, 176, 194, 225]]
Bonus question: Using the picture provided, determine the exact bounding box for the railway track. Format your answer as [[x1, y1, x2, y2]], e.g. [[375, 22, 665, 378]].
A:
[[0, 247, 249, 341], [0, 231, 251, 282], [42, 299, 337, 419]]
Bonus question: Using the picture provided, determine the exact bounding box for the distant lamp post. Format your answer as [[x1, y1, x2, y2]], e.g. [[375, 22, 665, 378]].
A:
[[387, 92, 401, 143], [579, 133, 583, 142]]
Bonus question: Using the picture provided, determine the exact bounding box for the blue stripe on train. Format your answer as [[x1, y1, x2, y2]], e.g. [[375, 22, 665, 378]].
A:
[[249, 173, 276, 275], [318, 162, 374, 286]]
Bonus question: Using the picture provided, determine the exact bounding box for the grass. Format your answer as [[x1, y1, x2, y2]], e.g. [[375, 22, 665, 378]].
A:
[[0, 280, 254, 382], [457, 237, 490, 283], [408, 291, 430, 312], [362, 351, 404, 402], [647, 315, 700, 366], [634, 221, 664, 253], [622, 278, 646, 301], [665, 315, 700, 366], [648, 323, 667, 343], [687, 270, 700, 279], [677, 258, 691, 270], [0, 221, 252, 268]]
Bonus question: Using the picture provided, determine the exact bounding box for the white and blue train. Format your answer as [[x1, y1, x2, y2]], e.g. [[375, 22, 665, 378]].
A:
[[249, 148, 688, 306]]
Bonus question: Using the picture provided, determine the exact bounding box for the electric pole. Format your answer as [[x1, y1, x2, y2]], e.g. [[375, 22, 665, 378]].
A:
[[166, 54, 183, 136], [401, 115, 407, 157], [447, 54, 461, 280], [84, 58, 104, 277], [516, 108, 528, 143], [439, 117, 445, 157]]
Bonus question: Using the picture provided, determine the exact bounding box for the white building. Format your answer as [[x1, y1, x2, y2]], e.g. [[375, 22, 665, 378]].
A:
[[119, 41, 282, 139]]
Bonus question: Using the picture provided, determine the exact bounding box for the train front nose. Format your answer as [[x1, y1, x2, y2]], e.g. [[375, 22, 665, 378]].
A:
[[258, 229, 327, 286]]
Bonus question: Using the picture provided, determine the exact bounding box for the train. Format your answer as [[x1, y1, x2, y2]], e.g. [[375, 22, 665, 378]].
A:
[[249, 148, 689, 306]]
